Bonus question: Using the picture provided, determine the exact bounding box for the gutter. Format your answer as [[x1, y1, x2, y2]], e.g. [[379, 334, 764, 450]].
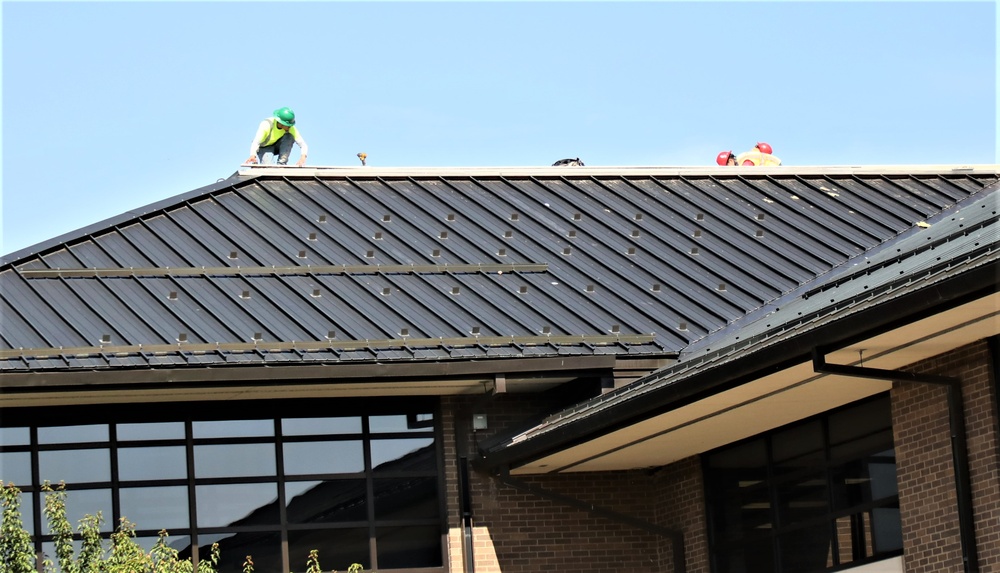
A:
[[812, 349, 979, 573]]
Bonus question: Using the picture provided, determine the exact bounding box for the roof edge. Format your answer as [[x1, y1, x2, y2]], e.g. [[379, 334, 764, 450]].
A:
[[237, 163, 999, 178]]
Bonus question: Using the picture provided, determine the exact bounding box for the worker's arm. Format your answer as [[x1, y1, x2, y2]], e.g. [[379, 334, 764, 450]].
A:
[[292, 128, 309, 167], [245, 120, 271, 164]]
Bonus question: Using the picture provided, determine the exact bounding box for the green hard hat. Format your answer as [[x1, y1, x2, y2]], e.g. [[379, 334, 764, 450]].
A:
[[273, 107, 296, 126]]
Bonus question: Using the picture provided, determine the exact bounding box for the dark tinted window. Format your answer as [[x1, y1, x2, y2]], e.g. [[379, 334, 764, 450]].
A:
[[705, 395, 900, 572]]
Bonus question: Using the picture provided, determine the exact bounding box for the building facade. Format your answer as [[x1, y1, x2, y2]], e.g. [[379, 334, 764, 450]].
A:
[[2, 165, 997, 573]]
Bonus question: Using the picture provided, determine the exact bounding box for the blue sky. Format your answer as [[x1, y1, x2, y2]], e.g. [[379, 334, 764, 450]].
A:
[[1, 1, 996, 257]]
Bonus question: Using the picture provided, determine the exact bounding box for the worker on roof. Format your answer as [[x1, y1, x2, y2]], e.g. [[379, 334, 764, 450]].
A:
[[736, 142, 781, 166], [244, 107, 309, 167], [716, 151, 738, 166]]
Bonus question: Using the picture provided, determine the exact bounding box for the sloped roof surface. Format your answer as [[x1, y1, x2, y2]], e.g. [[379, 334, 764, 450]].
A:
[[1, 166, 996, 373], [477, 182, 1000, 466]]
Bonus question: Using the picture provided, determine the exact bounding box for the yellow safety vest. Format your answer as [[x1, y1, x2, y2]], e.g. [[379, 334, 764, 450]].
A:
[[736, 151, 782, 166], [259, 119, 301, 147]]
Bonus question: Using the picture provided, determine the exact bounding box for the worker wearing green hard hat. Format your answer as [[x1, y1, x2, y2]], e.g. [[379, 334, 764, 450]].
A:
[[245, 107, 309, 167]]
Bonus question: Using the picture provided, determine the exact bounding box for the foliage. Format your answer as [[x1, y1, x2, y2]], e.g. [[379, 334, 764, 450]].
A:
[[1, 483, 36, 573], [0, 485, 369, 573]]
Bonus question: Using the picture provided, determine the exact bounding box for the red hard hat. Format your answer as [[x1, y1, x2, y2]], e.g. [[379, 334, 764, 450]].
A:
[[716, 151, 734, 166], [756, 142, 773, 154]]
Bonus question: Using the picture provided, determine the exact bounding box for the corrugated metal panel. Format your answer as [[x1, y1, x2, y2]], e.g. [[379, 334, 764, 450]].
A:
[[1, 168, 996, 372]]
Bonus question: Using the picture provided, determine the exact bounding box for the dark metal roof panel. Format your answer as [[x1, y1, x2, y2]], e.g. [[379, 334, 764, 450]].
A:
[[2, 167, 996, 374], [478, 186, 999, 466]]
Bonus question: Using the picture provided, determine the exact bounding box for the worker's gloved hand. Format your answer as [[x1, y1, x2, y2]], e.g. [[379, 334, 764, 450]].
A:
[[245, 156, 258, 165]]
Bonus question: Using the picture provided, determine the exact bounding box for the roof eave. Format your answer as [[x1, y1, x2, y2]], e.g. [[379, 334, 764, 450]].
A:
[[474, 258, 1000, 473]]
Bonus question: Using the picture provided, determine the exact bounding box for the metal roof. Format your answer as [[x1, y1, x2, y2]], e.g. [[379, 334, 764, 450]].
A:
[[2, 165, 997, 376], [476, 182, 1000, 470]]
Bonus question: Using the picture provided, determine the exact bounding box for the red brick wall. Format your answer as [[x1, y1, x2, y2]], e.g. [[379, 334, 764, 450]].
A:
[[893, 340, 1000, 573], [441, 394, 709, 572]]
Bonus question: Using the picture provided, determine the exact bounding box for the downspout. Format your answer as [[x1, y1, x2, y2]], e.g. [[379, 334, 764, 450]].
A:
[[812, 348, 979, 573], [495, 467, 687, 573], [458, 456, 475, 573]]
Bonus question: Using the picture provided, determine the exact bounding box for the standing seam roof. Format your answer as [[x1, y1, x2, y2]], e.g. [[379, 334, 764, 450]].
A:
[[2, 167, 996, 373]]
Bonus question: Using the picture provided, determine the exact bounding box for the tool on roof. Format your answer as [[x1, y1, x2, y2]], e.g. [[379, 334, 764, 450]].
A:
[[552, 157, 584, 166], [357, 152, 367, 166]]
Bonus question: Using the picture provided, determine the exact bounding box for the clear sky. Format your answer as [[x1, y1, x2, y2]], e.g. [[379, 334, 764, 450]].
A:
[[1, 1, 996, 258]]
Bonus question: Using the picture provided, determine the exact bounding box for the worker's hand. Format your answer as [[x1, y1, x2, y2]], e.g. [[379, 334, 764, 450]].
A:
[[245, 156, 258, 165], [295, 156, 307, 167]]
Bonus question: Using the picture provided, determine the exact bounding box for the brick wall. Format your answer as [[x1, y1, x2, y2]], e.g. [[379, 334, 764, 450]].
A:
[[441, 394, 709, 572], [893, 339, 1000, 573]]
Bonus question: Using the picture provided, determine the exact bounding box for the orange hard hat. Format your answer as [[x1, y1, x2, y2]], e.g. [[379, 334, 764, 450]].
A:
[[755, 142, 773, 154], [716, 151, 734, 166]]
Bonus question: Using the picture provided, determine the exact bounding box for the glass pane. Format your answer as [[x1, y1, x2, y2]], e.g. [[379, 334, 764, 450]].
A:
[[778, 522, 834, 571], [370, 414, 432, 433], [120, 486, 190, 531], [0, 451, 32, 485], [772, 420, 824, 475], [712, 482, 772, 542], [830, 428, 893, 462], [707, 438, 767, 471], [286, 479, 368, 524], [869, 453, 899, 500], [282, 417, 361, 436], [200, 531, 281, 573], [872, 507, 902, 553], [194, 444, 275, 478], [117, 422, 185, 441], [193, 420, 273, 439], [376, 525, 442, 568], [715, 542, 774, 573], [776, 472, 829, 524], [196, 483, 278, 527], [38, 425, 108, 444], [289, 528, 369, 572], [42, 488, 112, 534], [119, 446, 187, 481], [829, 397, 891, 448], [370, 438, 435, 471], [283, 441, 363, 475], [39, 449, 110, 483], [0, 427, 30, 446], [373, 477, 439, 520]]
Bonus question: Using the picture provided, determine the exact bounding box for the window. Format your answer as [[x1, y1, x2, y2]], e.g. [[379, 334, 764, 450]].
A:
[[0, 398, 444, 572], [704, 395, 901, 573]]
